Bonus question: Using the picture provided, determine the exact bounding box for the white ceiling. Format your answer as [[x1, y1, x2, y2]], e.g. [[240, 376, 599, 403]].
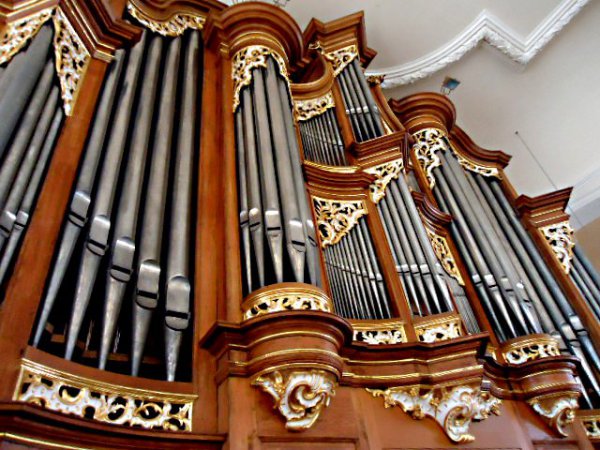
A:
[[284, 0, 599, 231]]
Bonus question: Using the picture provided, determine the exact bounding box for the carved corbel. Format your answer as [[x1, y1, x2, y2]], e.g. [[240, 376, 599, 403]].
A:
[[528, 392, 579, 437], [253, 369, 337, 431], [368, 384, 502, 443]]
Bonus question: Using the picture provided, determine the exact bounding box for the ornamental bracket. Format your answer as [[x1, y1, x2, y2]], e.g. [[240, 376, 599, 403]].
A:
[[528, 392, 579, 437]]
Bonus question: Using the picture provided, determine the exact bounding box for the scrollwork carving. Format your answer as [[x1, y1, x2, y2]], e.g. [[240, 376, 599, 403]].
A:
[[425, 228, 465, 286], [368, 384, 502, 443], [503, 336, 561, 365], [365, 158, 404, 203], [243, 287, 333, 320], [53, 8, 91, 116], [455, 152, 501, 178], [294, 91, 335, 121], [540, 221, 575, 274], [581, 414, 600, 439], [232, 45, 289, 111], [312, 196, 368, 248], [0, 7, 54, 65], [412, 128, 448, 189], [528, 392, 579, 437], [414, 315, 462, 343], [253, 370, 337, 431], [310, 41, 359, 77], [353, 320, 406, 345], [15, 361, 194, 431], [126, 2, 205, 37]]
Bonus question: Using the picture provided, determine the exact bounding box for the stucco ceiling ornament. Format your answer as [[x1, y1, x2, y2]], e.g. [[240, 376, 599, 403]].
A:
[[368, 384, 502, 443], [253, 370, 337, 431]]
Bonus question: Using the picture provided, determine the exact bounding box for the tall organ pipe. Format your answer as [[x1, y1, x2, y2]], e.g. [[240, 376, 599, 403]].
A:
[[64, 33, 146, 360], [99, 35, 163, 371], [33, 50, 125, 346]]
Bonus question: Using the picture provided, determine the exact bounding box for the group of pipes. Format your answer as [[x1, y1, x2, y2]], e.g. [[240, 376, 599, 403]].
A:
[[571, 246, 600, 324], [0, 26, 63, 292], [429, 148, 600, 407], [235, 58, 320, 296], [33, 30, 200, 382], [298, 109, 347, 166]]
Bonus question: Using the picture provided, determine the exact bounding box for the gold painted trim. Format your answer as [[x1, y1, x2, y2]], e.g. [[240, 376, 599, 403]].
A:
[[0, 432, 91, 450], [352, 319, 407, 345], [414, 315, 463, 343], [424, 227, 465, 286], [412, 128, 448, 189], [502, 335, 561, 365], [539, 221, 575, 274], [304, 160, 360, 174], [242, 285, 333, 320], [310, 41, 359, 77], [342, 364, 483, 381], [364, 158, 403, 204]]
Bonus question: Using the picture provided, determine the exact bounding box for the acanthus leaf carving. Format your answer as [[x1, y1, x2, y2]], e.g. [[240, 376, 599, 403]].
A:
[[365, 158, 404, 204], [412, 128, 448, 189], [294, 91, 335, 121], [253, 370, 337, 431], [425, 227, 465, 286], [0, 7, 55, 65], [368, 384, 502, 443], [528, 392, 579, 437], [540, 221, 575, 274], [310, 41, 359, 77], [312, 196, 368, 248], [126, 2, 205, 37]]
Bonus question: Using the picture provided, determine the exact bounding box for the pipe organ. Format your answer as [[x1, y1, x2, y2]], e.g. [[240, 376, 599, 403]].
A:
[[0, 1, 598, 449]]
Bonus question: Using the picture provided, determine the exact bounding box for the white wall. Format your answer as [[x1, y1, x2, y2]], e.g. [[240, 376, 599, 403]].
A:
[[383, 0, 600, 230]]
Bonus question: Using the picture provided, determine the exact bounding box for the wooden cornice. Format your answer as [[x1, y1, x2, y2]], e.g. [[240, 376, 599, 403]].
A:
[[300, 11, 376, 72], [214, 1, 303, 64], [515, 187, 573, 227], [351, 131, 406, 167], [389, 92, 456, 135], [303, 160, 375, 196], [450, 125, 512, 170], [412, 191, 452, 231], [290, 54, 334, 100], [0, 0, 57, 20]]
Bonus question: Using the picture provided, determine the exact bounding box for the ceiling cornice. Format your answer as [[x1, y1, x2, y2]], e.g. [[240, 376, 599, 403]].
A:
[[366, 0, 589, 89]]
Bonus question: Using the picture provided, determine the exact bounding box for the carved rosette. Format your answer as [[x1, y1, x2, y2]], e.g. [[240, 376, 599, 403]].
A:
[[352, 320, 406, 345], [310, 41, 359, 77], [242, 286, 333, 320], [126, 2, 205, 37], [53, 8, 91, 116], [455, 152, 501, 178], [0, 7, 55, 65], [503, 336, 561, 365], [368, 384, 502, 443], [253, 370, 337, 431], [414, 315, 463, 343], [293, 91, 335, 121], [528, 392, 579, 437], [425, 228, 465, 286], [312, 196, 368, 248], [412, 128, 448, 189], [14, 361, 194, 431], [232, 45, 290, 111], [364, 158, 404, 203], [540, 221, 575, 274]]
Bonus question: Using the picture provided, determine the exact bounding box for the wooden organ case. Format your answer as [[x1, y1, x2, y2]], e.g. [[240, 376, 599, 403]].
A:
[[0, 1, 598, 449]]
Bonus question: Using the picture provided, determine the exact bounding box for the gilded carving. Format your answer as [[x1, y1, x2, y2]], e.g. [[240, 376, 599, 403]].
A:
[[312, 196, 368, 248], [294, 91, 335, 121], [232, 45, 289, 111], [243, 287, 333, 320], [126, 2, 205, 36], [353, 320, 406, 345], [14, 361, 194, 431], [528, 392, 579, 437], [455, 152, 501, 179], [53, 8, 91, 116], [368, 384, 502, 443], [365, 158, 404, 203], [503, 336, 561, 365], [253, 370, 337, 431], [425, 228, 465, 286], [414, 315, 462, 343], [540, 221, 575, 274], [580, 414, 600, 439], [412, 128, 448, 189], [0, 7, 54, 65], [366, 74, 386, 85], [310, 41, 359, 77]]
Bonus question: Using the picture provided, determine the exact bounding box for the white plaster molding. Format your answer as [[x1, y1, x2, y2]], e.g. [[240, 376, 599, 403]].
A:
[[366, 0, 589, 88]]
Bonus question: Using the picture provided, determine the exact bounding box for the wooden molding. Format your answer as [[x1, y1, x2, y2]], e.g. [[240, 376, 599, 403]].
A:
[[516, 187, 573, 228], [450, 125, 512, 170], [389, 92, 456, 135]]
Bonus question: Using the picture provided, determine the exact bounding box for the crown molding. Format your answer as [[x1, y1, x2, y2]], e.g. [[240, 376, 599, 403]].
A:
[[366, 0, 589, 89]]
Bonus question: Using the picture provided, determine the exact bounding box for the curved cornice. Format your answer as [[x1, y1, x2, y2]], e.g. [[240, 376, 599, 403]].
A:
[[390, 92, 456, 135], [450, 126, 511, 170], [290, 54, 334, 100], [366, 0, 589, 88]]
